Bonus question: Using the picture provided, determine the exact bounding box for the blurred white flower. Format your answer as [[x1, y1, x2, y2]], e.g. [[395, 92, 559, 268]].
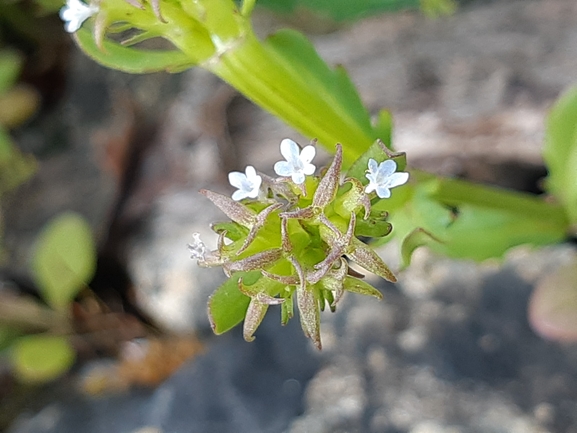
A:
[[188, 233, 206, 260], [228, 165, 262, 201], [365, 158, 409, 199], [59, 0, 98, 33], [273, 138, 316, 184]]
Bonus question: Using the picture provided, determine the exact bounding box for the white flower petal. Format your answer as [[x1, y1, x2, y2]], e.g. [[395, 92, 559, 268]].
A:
[[367, 158, 378, 174], [303, 163, 316, 176], [232, 189, 248, 201], [300, 145, 316, 164], [280, 139, 300, 164], [292, 172, 306, 185], [385, 172, 409, 189], [376, 185, 392, 199], [365, 182, 377, 194], [377, 159, 397, 177], [274, 161, 293, 177], [228, 171, 246, 189], [245, 165, 257, 180]]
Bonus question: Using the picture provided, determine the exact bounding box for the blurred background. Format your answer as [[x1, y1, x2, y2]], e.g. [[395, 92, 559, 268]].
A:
[[1, 0, 577, 432]]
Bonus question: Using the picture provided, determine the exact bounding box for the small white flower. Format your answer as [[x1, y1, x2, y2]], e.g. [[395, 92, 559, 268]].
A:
[[59, 0, 99, 33], [365, 158, 409, 199], [188, 233, 206, 260], [273, 138, 316, 184], [228, 165, 262, 201]]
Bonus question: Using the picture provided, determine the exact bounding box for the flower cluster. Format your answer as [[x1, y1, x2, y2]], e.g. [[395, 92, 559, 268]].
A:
[[190, 139, 409, 349]]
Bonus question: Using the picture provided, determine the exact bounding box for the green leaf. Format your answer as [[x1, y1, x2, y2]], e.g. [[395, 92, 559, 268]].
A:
[[256, 0, 422, 21], [0, 49, 23, 96], [74, 28, 196, 74], [372, 109, 393, 150], [388, 178, 568, 262], [543, 85, 577, 223], [32, 212, 96, 310], [208, 271, 260, 334], [212, 221, 249, 242], [0, 127, 37, 196], [264, 29, 375, 165], [11, 335, 75, 383], [432, 205, 566, 261], [343, 275, 383, 299]]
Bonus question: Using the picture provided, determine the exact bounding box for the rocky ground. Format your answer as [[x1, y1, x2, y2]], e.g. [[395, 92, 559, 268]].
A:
[[3, 0, 577, 432]]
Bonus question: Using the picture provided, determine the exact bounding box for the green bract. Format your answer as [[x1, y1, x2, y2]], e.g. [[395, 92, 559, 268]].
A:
[[195, 141, 406, 349]]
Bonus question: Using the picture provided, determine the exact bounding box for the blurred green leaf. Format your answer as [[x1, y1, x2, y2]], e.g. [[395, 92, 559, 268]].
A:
[[430, 204, 566, 261], [0, 50, 23, 96], [208, 271, 260, 334], [35, 0, 65, 14], [543, 85, 577, 224], [0, 127, 37, 196], [74, 28, 196, 74], [264, 29, 377, 165], [420, 0, 457, 17], [388, 177, 568, 262], [0, 326, 20, 352], [11, 335, 75, 383], [372, 109, 393, 150], [257, 0, 422, 21], [32, 212, 96, 310]]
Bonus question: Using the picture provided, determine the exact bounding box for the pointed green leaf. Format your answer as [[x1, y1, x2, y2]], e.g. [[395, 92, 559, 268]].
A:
[[348, 238, 397, 282], [32, 212, 96, 310], [212, 221, 249, 241], [343, 276, 383, 300], [208, 271, 260, 334], [543, 85, 577, 223], [11, 335, 75, 383]]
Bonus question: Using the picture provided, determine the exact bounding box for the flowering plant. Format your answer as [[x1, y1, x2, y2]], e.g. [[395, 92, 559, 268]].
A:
[[190, 139, 407, 348], [58, 0, 576, 345]]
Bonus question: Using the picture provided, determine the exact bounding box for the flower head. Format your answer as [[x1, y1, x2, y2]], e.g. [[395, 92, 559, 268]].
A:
[[59, 0, 99, 33], [274, 138, 316, 184], [365, 159, 409, 199], [228, 165, 262, 201]]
